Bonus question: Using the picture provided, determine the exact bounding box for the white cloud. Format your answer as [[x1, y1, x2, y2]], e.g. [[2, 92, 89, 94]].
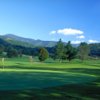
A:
[[50, 28, 84, 35], [88, 40, 99, 43], [76, 35, 85, 39], [57, 28, 83, 35], [50, 31, 56, 34], [71, 40, 82, 44]]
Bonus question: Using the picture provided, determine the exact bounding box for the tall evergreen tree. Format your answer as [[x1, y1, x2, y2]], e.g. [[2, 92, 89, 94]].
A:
[[55, 39, 64, 62], [50, 46, 57, 60], [65, 41, 77, 62]]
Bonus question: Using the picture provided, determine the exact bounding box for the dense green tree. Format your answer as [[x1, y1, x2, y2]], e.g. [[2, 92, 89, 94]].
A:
[[49, 47, 57, 60], [18, 49, 23, 57], [38, 47, 49, 61], [55, 39, 64, 62], [78, 42, 90, 61], [7, 46, 18, 58], [65, 41, 77, 61], [89, 43, 100, 57], [0, 44, 4, 55]]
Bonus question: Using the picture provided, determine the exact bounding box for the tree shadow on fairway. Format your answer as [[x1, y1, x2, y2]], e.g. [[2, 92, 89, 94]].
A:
[[0, 71, 99, 100], [66, 68, 100, 76], [0, 79, 100, 100], [0, 64, 100, 100]]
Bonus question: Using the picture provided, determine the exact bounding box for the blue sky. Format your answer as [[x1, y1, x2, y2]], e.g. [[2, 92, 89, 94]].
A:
[[0, 0, 100, 43]]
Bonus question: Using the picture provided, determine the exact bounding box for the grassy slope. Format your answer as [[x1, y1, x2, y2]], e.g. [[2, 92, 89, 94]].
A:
[[0, 57, 100, 100]]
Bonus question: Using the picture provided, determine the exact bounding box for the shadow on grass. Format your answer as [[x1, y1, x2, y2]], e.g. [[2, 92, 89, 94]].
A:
[[0, 63, 99, 100], [0, 68, 99, 100], [0, 79, 99, 100], [66, 68, 100, 76]]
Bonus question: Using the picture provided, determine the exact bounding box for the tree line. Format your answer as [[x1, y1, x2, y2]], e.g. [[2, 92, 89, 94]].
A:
[[0, 38, 100, 62]]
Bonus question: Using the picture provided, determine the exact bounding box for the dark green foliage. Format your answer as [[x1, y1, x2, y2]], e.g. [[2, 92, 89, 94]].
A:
[[51, 40, 77, 62], [78, 42, 90, 61], [0, 36, 100, 59], [49, 47, 57, 60], [55, 39, 65, 61], [89, 43, 100, 57], [38, 47, 49, 61], [0, 44, 4, 54], [65, 41, 77, 61], [18, 49, 23, 57], [7, 46, 18, 58], [31, 48, 39, 56]]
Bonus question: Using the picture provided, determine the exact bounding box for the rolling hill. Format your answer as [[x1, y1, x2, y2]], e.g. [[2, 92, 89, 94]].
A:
[[0, 34, 57, 47]]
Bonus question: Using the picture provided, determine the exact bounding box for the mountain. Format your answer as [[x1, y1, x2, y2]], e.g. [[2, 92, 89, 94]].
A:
[[0, 37, 11, 46], [0, 34, 57, 47]]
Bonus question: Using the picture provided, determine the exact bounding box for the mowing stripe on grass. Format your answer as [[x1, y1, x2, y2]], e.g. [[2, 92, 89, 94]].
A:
[[0, 68, 96, 77]]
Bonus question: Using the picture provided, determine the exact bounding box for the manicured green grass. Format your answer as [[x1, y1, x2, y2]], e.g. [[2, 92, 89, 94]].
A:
[[0, 57, 100, 100]]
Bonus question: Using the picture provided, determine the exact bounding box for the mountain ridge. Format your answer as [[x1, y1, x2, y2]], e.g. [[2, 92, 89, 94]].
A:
[[0, 34, 57, 47], [0, 34, 80, 47]]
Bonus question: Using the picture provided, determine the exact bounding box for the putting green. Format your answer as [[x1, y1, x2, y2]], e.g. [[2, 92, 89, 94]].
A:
[[0, 69, 96, 90]]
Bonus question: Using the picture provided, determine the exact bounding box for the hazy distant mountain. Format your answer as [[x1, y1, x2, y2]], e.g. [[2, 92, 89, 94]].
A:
[[0, 34, 57, 47], [0, 37, 11, 46]]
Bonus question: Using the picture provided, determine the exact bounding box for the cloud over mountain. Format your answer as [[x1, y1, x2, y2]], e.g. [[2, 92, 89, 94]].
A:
[[50, 28, 84, 35], [88, 39, 99, 43], [76, 35, 85, 39]]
